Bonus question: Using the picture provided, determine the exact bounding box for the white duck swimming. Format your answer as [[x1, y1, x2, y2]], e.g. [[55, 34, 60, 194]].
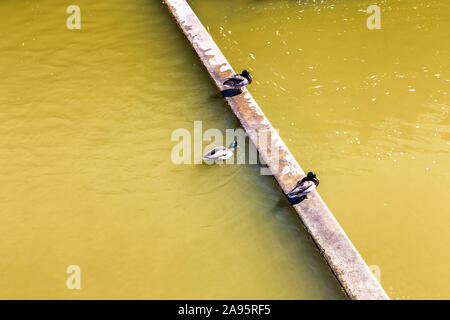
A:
[[203, 141, 238, 165]]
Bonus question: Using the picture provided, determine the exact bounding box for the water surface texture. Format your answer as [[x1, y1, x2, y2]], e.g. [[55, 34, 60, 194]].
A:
[[0, 0, 345, 299], [190, 0, 450, 299]]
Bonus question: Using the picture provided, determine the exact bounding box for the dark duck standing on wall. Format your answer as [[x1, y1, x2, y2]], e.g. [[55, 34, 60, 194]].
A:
[[286, 172, 320, 205], [223, 70, 252, 93]]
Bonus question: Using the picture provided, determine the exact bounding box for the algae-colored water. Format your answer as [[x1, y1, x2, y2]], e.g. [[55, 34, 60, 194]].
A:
[[0, 0, 343, 299], [190, 0, 450, 299], [0, 0, 448, 300]]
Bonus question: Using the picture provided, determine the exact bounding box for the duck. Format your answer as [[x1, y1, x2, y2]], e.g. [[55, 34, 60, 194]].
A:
[[223, 70, 252, 92], [203, 141, 239, 165], [286, 172, 320, 204]]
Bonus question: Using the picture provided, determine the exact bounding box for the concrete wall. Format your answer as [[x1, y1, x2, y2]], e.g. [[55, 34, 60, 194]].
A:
[[164, 0, 389, 300]]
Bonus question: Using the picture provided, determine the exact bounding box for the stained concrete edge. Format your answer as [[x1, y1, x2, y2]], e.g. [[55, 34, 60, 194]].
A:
[[164, 0, 389, 300]]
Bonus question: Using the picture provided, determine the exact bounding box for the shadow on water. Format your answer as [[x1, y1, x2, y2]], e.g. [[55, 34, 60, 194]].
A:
[[251, 166, 346, 299], [208, 92, 224, 101]]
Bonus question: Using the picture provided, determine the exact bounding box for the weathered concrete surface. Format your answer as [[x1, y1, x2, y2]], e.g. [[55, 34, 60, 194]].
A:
[[164, 0, 389, 300]]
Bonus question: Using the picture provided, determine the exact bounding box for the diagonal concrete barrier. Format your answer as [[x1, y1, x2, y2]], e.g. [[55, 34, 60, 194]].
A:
[[164, 0, 389, 300]]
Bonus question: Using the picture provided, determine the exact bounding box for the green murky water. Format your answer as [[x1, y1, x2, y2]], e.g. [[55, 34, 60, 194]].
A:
[[190, 0, 450, 299], [0, 0, 343, 299], [0, 0, 448, 299]]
